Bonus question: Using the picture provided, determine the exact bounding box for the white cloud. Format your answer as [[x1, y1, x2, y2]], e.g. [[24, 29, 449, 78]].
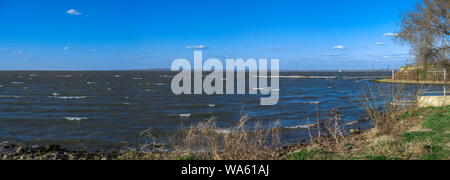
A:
[[375, 42, 385, 45], [12, 50, 24, 55], [186, 45, 207, 50], [67, 9, 82, 16], [64, 46, 71, 50], [333, 45, 345, 49], [89, 49, 97, 53], [383, 32, 398, 37]]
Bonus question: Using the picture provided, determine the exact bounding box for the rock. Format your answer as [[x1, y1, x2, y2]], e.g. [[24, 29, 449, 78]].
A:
[[42, 153, 57, 160], [67, 154, 76, 160], [101, 157, 108, 160], [15, 147, 24, 154], [46, 145, 61, 152], [2, 143, 15, 149], [350, 129, 362, 135]]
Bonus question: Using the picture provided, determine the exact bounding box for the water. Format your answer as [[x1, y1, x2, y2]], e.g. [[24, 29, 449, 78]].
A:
[[0, 71, 390, 151]]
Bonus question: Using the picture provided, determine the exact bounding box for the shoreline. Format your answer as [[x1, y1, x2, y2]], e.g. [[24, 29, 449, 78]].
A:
[[2, 106, 448, 160], [374, 78, 450, 85]]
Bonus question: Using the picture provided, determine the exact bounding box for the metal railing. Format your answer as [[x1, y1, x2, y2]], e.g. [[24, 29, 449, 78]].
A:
[[392, 68, 448, 96]]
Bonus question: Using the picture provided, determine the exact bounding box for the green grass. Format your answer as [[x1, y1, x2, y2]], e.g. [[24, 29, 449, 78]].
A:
[[401, 106, 450, 160], [287, 106, 450, 160]]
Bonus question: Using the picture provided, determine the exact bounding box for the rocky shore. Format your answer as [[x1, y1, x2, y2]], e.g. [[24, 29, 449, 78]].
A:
[[0, 141, 118, 160], [0, 140, 307, 160]]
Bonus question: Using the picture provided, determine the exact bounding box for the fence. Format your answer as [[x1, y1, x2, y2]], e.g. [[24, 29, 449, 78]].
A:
[[392, 68, 448, 96]]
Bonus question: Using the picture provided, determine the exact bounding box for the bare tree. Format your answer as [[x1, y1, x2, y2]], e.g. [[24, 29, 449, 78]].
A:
[[395, 0, 449, 67]]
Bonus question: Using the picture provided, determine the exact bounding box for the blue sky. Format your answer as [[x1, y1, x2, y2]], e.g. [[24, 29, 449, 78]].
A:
[[0, 0, 421, 70]]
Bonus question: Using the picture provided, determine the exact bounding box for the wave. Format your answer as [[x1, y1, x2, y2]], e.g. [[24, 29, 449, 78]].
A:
[[179, 114, 192, 118], [54, 75, 73, 78], [50, 96, 88, 100], [0, 95, 23, 99], [345, 121, 359, 126], [11, 82, 25, 84], [283, 123, 316, 129], [65, 117, 89, 122], [303, 101, 321, 104], [214, 128, 233, 134], [255, 75, 337, 79]]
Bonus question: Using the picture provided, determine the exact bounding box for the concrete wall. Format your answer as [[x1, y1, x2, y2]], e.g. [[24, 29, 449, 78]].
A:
[[417, 96, 450, 107]]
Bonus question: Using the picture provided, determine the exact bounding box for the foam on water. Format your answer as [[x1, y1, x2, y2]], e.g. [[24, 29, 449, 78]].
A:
[[283, 124, 316, 129], [65, 117, 89, 122], [50, 96, 88, 100], [179, 114, 192, 118], [0, 95, 23, 99]]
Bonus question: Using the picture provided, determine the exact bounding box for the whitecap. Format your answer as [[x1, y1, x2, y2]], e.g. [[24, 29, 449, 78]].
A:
[[0, 95, 22, 98], [11, 82, 24, 84], [51, 96, 87, 100], [114, 75, 121, 78], [132, 77, 143, 80], [65, 117, 89, 122], [55, 75, 73, 78], [284, 124, 315, 129], [304, 101, 321, 104], [179, 114, 192, 118], [345, 121, 359, 126], [214, 128, 233, 134], [153, 83, 166, 86], [86, 82, 97, 85], [208, 104, 216, 107]]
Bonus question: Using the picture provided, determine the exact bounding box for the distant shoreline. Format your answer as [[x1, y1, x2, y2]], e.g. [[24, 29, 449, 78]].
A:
[[374, 78, 450, 85]]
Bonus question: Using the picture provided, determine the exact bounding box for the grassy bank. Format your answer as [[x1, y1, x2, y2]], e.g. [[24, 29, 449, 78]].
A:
[[287, 105, 450, 160]]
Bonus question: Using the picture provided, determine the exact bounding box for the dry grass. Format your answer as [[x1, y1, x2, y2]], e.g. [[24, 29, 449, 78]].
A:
[[171, 116, 282, 160], [308, 109, 349, 153], [361, 84, 419, 136], [131, 115, 282, 160]]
